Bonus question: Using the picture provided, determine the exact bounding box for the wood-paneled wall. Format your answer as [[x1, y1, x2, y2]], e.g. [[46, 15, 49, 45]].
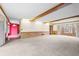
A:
[[21, 31, 49, 38]]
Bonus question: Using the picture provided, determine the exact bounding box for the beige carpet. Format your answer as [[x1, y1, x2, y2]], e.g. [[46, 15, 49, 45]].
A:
[[0, 35, 79, 56]]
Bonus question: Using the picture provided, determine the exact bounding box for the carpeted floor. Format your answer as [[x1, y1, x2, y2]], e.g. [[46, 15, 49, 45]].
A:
[[0, 35, 79, 56]]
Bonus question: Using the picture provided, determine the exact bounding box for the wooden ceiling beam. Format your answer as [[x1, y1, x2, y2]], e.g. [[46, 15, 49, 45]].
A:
[[50, 15, 79, 22], [31, 3, 65, 22]]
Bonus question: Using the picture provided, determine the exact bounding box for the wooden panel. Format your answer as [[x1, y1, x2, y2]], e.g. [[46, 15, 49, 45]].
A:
[[21, 31, 49, 38]]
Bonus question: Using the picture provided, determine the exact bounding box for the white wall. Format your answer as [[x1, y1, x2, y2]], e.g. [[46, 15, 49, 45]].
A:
[[21, 19, 49, 32], [10, 18, 20, 24], [0, 8, 6, 46]]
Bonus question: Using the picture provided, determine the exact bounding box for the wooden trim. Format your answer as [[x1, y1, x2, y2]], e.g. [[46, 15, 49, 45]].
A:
[[51, 16, 79, 25], [53, 20, 79, 25], [51, 15, 79, 22], [0, 5, 11, 23], [31, 3, 65, 21]]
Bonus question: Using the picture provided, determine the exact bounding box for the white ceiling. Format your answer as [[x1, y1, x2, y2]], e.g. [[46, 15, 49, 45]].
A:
[[1, 3, 59, 21], [38, 3, 79, 22]]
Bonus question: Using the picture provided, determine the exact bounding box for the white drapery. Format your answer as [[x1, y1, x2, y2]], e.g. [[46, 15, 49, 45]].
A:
[[75, 22, 79, 37], [54, 22, 79, 37]]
